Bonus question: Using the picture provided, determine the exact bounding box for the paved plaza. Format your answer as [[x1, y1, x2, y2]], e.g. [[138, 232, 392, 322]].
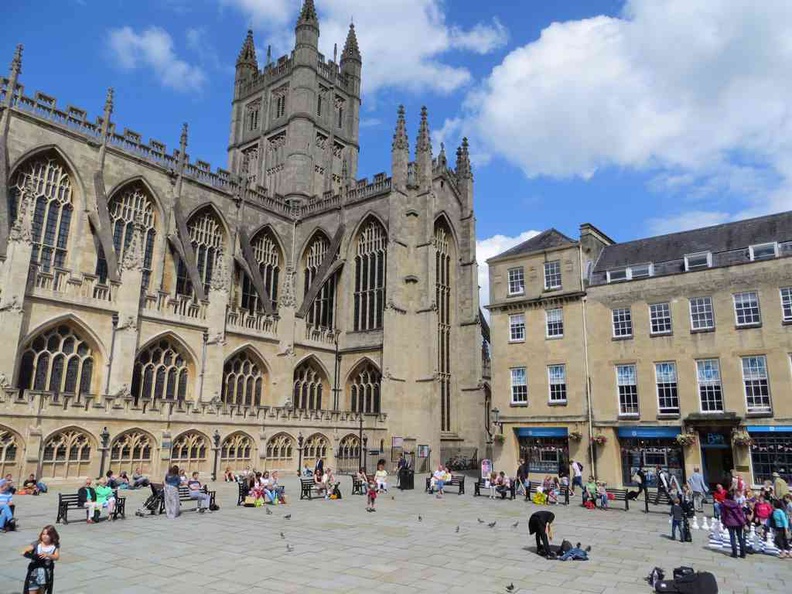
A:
[[1, 476, 790, 594]]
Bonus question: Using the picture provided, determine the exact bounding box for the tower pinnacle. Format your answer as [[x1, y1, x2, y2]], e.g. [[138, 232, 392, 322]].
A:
[[342, 23, 361, 62], [9, 44, 22, 77], [298, 0, 319, 26], [237, 30, 257, 67], [416, 106, 431, 154], [392, 105, 408, 152]]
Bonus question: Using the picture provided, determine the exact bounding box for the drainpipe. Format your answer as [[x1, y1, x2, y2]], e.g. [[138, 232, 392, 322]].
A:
[[198, 330, 208, 400], [578, 247, 596, 479], [104, 313, 119, 395]]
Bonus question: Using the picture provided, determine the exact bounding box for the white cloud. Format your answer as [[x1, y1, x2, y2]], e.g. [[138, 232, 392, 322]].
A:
[[453, 0, 792, 231], [646, 210, 731, 236], [107, 26, 206, 92], [221, 0, 508, 95], [476, 231, 539, 310]]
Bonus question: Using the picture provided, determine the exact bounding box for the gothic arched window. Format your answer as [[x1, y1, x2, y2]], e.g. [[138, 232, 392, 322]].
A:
[[266, 433, 294, 461], [337, 434, 360, 462], [9, 153, 74, 272], [303, 433, 328, 459], [41, 429, 92, 478], [17, 325, 95, 395], [435, 220, 453, 432], [349, 361, 382, 413], [97, 184, 157, 289], [304, 233, 337, 330], [221, 433, 254, 469], [131, 338, 190, 404], [241, 229, 280, 313], [171, 431, 208, 473], [176, 208, 224, 297], [222, 350, 264, 406], [110, 430, 153, 473], [353, 219, 387, 331], [0, 428, 20, 478], [293, 359, 326, 410]]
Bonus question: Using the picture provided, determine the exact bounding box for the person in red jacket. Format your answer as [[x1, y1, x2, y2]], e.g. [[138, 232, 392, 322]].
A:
[[720, 491, 747, 558], [712, 483, 727, 519]]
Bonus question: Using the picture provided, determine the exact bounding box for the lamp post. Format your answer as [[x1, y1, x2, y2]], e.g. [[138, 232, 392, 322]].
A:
[[358, 415, 364, 470], [297, 432, 304, 476], [99, 426, 110, 477], [491, 407, 501, 433], [362, 434, 368, 474], [211, 430, 220, 482]]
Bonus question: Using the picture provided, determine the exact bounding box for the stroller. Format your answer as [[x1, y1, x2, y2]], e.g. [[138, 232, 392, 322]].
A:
[[135, 484, 163, 517]]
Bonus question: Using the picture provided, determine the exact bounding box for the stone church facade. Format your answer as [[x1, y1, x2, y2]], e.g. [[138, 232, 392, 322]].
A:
[[0, 0, 487, 482]]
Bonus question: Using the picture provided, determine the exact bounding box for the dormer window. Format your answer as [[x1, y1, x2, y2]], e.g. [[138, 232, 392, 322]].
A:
[[684, 252, 712, 271], [607, 268, 628, 283], [630, 263, 653, 279], [749, 242, 778, 261]]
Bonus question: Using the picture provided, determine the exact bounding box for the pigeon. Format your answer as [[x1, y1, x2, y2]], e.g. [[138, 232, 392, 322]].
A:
[[280, 532, 285, 539], [284, 514, 292, 520], [455, 526, 460, 533], [418, 515, 423, 522], [512, 521, 519, 528], [488, 521, 497, 528], [391, 496, 395, 500], [286, 544, 294, 552], [265, 507, 273, 516], [506, 584, 515, 593], [477, 518, 484, 524]]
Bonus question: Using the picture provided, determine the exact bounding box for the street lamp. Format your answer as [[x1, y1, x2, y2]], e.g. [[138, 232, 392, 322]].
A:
[[358, 415, 364, 470], [491, 407, 501, 433], [99, 427, 110, 477], [297, 432, 304, 477], [212, 430, 221, 482], [362, 434, 368, 473]]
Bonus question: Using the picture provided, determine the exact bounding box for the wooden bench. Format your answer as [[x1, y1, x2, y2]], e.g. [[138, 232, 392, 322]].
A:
[[605, 488, 630, 511], [237, 481, 249, 506], [150, 483, 216, 513], [424, 474, 465, 495], [56, 489, 126, 524], [473, 479, 516, 500], [643, 488, 674, 513], [523, 480, 569, 505], [351, 474, 372, 495], [300, 477, 325, 500]]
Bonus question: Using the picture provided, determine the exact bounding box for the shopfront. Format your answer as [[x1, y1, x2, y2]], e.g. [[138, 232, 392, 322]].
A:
[[746, 426, 792, 485], [618, 427, 684, 487], [516, 427, 569, 477]]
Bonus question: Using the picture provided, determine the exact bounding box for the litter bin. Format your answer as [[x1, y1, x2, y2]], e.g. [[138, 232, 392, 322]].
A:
[[398, 469, 414, 490]]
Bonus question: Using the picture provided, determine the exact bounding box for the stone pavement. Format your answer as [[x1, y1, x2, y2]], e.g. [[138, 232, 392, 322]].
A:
[[1, 477, 790, 594]]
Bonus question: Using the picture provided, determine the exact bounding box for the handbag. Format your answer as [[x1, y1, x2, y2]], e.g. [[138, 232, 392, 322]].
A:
[[244, 496, 256, 507]]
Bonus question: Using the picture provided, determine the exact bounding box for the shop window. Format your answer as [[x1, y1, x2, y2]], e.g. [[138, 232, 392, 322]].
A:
[[620, 438, 683, 487], [519, 437, 568, 475], [750, 434, 792, 485]]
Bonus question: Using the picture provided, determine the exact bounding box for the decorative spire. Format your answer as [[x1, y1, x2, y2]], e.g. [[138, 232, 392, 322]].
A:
[[437, 142, 447, 168], [341, 23, 361, 62], [392, 105, 408, 152], [416, 106, 431, 153], [9, 44, 22, 77], [103, 87, 114, 118], [237, 30, 257, 67], [266, 45, 272, 68], [298, 0, 318, 25], [179, 122, 188, 156], [456, 137, 472, 179]]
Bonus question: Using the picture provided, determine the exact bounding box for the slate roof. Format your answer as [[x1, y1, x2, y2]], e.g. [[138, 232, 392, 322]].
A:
[[589, 210, 792, 285], [489, 229, 577, 262]]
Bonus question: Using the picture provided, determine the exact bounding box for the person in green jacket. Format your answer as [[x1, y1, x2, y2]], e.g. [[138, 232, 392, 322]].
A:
[[94, 477, 116, 520], [583, 477, 597, 505]]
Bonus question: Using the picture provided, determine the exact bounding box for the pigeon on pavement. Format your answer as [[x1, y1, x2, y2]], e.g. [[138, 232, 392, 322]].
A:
[[284, 514, 292, 520], [286, 544, 294, 552], [512, 521, 519, 528], [506, 583, 515, 592], [488, 521, 497, 528], [455, 526, 460, 533], [477, 518, 484, 524]]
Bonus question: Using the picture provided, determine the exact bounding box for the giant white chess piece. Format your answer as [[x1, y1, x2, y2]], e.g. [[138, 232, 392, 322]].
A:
[[692, 516, 700, 530], [701, 516, 709, 531]]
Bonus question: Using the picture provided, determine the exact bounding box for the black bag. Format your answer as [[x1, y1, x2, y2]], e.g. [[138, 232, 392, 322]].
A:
[[209, 502, 220, 511], [673, 567, 694, 580], [656, 572, 718, 594]]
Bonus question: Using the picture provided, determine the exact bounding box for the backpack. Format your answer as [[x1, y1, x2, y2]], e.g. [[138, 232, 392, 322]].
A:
[[656, 572, 718, 594]]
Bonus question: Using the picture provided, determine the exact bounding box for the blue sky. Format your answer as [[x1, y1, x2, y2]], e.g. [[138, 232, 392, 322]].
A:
[[4, 0, 792, 303]]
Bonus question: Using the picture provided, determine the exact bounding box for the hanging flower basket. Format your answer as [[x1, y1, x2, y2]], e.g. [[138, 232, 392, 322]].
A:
[[590, 435, 607, 446], [732, 430, 753, 448], [494, 434, 505, 444], [569, 431, 583, 441], [675, 433, 697, 447]]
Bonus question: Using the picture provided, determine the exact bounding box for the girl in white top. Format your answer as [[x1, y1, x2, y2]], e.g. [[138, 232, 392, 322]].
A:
[[374, 463, 388, 493], [23, 525, 60, 593]]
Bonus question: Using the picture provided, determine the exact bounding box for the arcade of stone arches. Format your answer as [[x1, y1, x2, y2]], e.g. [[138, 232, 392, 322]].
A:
[[0, 425, 365, 481]]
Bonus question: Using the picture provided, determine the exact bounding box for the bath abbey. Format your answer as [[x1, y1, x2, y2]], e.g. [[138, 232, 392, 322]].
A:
[[0, 0, 487, 482]]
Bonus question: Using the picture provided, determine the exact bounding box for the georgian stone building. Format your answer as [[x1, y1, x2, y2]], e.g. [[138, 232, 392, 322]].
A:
[[0, 0, 487, 482], [488, 213, 792, 489]]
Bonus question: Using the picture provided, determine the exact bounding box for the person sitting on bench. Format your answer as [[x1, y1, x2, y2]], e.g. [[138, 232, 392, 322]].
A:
[[187, 472, 212, 513], [77, 478, 98, 524]]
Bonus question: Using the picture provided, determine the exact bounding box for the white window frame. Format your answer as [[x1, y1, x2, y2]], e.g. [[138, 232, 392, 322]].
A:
[[733, 291, 761, 327], [649, 302, 672, 335], [547, 364, 567, 403], [616, 364, 639, 417], [606, 268, 628, 283], [543, 260, 562, 290], [684, 251, 712, 271], [509, 313, 526, 342], [696, 359, 724, 413], [612, 307, 633, 338], [749, 242, 778, 261], [689, 296, 715, 331], [545, 308, 564, 338], [510, 367, 528, 405], [507, 267, 525, 296], [630, 263, 653, 279], [654, 362, 679, 415], [741, 355, 772, 414], [780, 287, 792, 323]]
